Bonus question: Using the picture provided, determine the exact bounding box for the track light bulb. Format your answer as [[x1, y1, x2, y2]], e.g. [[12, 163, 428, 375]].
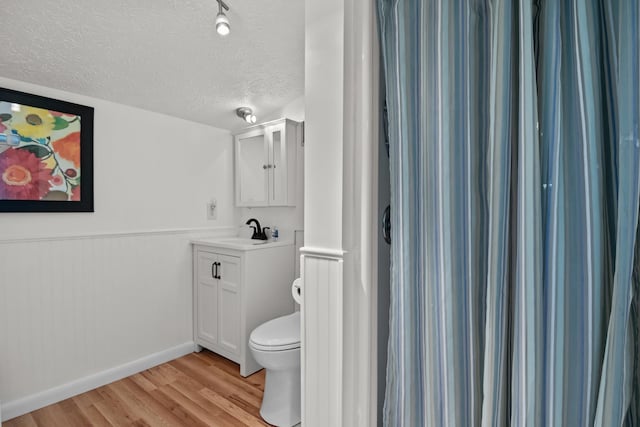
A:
[[216, 13, 230, 36], [215, 0, 230, 36], [236, 107, 257, 124]]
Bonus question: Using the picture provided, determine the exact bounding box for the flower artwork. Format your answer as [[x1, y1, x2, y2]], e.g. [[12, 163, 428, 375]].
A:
[[0, 87, 93, 212]]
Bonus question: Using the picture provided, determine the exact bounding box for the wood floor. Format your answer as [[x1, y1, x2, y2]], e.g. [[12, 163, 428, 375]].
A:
[[5, 350, 272, 427]]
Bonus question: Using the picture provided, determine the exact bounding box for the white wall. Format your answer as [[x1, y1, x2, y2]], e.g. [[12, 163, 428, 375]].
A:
[[0, 77, 236, 420], [304, 2, 343, 250], [0, 77, 236, 239]]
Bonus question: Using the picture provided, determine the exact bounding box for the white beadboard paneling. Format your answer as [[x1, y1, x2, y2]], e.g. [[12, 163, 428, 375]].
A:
[[0, 228, 231, 421], [300, 250, 343, 427]]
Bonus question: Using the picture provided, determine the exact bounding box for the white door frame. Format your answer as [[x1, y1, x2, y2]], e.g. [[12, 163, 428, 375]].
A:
[[301, 0, 379, 425]]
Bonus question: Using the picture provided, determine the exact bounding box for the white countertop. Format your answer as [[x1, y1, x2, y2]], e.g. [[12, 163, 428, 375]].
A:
[[191, 237, 293, 251]]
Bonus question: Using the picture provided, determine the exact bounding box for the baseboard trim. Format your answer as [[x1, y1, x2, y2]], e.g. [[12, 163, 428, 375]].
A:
[[1, 341, 195, 422]]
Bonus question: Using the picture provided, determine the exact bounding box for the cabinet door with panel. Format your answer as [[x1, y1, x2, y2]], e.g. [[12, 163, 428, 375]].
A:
[[217, 254, 241, 356], [266, 122, 288, 205], [236, 130, 269, 206], [196, 251, 218, 347], [234, 118, 299, 207]]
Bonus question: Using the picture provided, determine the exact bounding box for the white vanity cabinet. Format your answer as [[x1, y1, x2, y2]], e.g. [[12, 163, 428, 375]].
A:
[[234, 118, 300, 207], [195, 251, 241, 356], [192, 240, 295, 377]]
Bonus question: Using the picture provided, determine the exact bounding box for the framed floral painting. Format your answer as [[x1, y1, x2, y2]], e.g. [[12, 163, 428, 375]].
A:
[[0, 87, 94, 212]]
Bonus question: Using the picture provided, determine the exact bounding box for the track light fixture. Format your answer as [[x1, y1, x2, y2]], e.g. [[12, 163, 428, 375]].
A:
[[236, 107, 257, 124], [215, 0, 230, 36]]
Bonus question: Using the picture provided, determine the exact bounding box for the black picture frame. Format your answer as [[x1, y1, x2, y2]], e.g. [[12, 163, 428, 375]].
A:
[[0, 87, 94, 212]]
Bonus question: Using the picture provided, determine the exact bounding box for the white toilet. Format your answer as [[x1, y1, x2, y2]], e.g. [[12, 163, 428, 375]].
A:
[[249, 310, 301, 427]]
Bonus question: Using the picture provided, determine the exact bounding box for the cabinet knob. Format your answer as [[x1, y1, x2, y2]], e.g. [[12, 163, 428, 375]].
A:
[[263, 164, 267, 169]]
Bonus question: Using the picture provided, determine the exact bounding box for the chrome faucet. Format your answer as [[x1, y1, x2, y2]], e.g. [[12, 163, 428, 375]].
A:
[[246, 218, 268, 240]]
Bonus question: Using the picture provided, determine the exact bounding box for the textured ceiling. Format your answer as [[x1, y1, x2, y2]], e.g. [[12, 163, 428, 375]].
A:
[[0, 0, 304, 130]]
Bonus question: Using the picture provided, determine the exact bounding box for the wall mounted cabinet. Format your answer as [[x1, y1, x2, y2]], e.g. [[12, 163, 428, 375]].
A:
[[234, 118, 300, 207], [192, 239, 295, 376]]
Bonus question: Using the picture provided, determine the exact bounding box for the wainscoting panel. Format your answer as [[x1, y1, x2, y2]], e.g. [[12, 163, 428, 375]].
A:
[[300, 248, 343, 427], [0, 227, 233, 421]]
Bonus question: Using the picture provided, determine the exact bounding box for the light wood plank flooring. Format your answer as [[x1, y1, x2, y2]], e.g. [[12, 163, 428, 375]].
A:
[[5, 350, 272, 427]]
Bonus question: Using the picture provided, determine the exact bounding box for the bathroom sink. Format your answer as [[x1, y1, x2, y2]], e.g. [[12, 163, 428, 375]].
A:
[[217, 237, 268, 246], [190, 236, 290, 251]]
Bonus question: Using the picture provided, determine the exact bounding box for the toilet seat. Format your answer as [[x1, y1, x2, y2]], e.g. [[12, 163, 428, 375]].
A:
[[250, 311, 300, 351]]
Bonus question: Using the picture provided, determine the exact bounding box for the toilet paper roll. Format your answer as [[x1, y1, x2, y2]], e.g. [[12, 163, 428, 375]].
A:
[[291, 278, 302, 304]]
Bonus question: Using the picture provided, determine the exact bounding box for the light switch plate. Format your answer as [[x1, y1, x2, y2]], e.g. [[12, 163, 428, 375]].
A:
[[207, 199, 217, 220]]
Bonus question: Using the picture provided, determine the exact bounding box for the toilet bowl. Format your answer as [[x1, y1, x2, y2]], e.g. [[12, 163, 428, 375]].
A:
[[249, 311, 300, 427]]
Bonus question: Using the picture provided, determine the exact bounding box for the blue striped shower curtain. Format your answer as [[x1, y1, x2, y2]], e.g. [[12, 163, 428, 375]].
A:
[[377, 1, 639, 426]]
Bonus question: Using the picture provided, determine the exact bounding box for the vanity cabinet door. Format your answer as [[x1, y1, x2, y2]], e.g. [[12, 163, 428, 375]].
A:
[[196, 252, 218, 347], [217, 254, 241, 356]]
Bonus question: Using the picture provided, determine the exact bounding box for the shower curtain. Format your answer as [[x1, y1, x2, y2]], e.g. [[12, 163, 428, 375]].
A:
[[377, 1, 639, 426]]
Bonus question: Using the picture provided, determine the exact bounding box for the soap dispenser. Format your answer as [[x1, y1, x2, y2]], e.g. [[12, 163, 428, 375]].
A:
[[272, 226, 279, 241]]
